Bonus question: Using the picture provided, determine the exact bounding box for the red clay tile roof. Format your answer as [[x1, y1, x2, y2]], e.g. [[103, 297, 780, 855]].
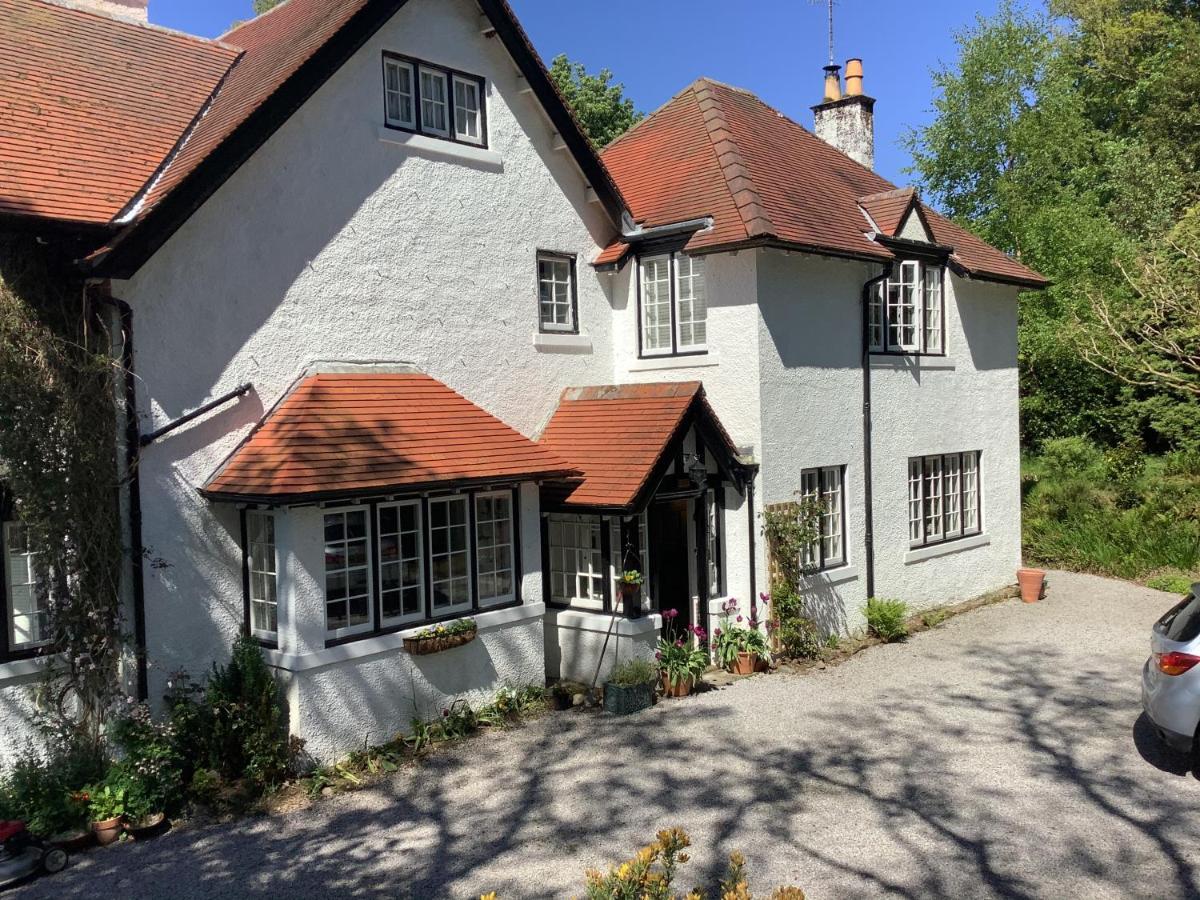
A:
[[0, 0, 238, 225], [203, 372, 577, 502], [538, 382, 739, 511], [601, 78, 1046, 288], [859, 188, 916, 236]]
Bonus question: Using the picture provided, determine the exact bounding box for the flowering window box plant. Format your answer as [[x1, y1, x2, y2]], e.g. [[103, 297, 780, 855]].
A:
[[403, 617, 477, 655], [655, 610, 709, 697], [711, 598, 772, 675]]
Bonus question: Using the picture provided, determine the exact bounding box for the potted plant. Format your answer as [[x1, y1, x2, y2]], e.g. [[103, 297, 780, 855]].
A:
[[711, 598, 772, 675], [618, 570, 643, 610], [550, 681, 575, 711], [86, 783, 126, 846], [655, 610, 709, 697], [1017, 568, 1046, 603], [403, 617, 477, 655], [603, 658, 657, 715]]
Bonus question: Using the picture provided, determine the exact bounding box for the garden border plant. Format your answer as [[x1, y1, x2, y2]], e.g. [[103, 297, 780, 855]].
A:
[[761, 496, 823, 660]]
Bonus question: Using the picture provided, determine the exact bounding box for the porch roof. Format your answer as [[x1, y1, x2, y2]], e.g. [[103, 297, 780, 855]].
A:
[[537, 381, 743, 513], [202, 372, 578, 504]]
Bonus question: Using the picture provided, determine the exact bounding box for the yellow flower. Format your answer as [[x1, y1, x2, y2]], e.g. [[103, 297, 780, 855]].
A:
[[479, 894, 498, 900]]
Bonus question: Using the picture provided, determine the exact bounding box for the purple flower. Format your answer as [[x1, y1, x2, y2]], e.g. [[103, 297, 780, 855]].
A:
[[692, 626, 708, 641], [675, 639, 683, 647], [655, 651, 663, 660], [736, 615, 743, 623], [714, 627, 722, 637], [758, 592, 770, 607], [663, 608, 679, 620]]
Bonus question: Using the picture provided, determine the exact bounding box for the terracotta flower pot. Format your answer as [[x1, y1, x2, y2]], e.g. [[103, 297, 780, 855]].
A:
[[1017, 568, 1046, 603], [92, 816, 124, 846], [661, 673, 694, 698], [730, 651, 758, 675]]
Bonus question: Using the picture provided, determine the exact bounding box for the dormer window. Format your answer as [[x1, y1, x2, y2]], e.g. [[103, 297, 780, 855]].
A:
[[868, 259, 944, 355], [638, 251, 708, 357], [382, 53, 487, 148]]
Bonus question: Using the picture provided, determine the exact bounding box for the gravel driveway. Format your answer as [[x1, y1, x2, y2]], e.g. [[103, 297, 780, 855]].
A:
[[17, 571, 1199, 898]]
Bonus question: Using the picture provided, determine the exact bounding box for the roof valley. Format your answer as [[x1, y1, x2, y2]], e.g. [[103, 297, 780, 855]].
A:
[[692, 79, 775, 240]]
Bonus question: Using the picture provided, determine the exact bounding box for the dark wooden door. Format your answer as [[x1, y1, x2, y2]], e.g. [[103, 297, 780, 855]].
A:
[[649, 499, 691, 630]]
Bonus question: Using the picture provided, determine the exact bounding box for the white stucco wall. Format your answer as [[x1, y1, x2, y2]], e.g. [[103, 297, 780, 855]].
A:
[[755, 249, 1022, 632], [544, 609, 661, 685], [111, 0, 618, 748]]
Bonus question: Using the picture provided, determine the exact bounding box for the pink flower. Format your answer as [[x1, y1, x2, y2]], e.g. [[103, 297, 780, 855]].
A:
[[655, 651, 663, 660], [714, 627, 722, 637], [675, 639, 683, 647], [736, 615, 743, 623], [691, 626, 708, 641], [664, 608, 679, 620]]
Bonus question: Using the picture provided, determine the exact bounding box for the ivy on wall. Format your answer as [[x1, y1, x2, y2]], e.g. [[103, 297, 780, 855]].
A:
[[761, 496, 823, 658], [0, 234, 125, 750]]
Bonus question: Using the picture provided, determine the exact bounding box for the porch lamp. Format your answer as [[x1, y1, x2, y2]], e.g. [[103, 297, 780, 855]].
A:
[[686, 452, 707, 489]]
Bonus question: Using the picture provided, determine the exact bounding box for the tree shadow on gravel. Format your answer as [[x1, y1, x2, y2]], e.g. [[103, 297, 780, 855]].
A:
[[17, 643, 1200, 899]]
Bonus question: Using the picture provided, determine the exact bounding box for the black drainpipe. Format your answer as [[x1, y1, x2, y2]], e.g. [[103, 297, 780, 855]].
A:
[[96, 291, 149, 701], [861, 264, 892, 601], [744, 463, 760, 620]]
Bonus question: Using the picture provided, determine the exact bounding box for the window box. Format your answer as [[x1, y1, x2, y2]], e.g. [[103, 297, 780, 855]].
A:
[[402, 618, 477, 655]]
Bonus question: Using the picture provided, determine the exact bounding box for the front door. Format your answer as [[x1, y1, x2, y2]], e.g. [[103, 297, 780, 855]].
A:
[[648, 498, 692, 631]]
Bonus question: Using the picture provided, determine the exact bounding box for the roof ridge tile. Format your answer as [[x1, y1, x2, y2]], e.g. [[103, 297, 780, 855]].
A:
[[693, 79, 774, 239]]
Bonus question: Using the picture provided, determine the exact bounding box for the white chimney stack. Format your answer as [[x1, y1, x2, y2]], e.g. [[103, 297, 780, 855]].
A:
[[812, 58, 875, 170], [63, 0, 149, 22]]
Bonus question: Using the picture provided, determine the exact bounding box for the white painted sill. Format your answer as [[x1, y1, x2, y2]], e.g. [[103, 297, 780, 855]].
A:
[[627, 352, 719, 373], [265, 601, 544, 672], [376, 127, 503, 170], [533, 332, 592, 353], [869, 356, 956, 372], [904, 532, 990, 565], [0, 654, 56, 682], [800, 564, 861, 587], [545, 607, 663, 637]]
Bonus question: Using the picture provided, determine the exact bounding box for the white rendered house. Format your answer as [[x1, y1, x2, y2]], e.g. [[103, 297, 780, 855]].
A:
[[0, 0, 1044, 761]]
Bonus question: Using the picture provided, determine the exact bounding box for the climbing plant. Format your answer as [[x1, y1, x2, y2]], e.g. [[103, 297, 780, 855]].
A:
[[761, 495, 822, 659], [0, 235, 125, 752]]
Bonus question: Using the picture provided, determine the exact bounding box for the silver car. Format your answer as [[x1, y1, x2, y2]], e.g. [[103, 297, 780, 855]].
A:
[[1142, 584, 1200, 756]]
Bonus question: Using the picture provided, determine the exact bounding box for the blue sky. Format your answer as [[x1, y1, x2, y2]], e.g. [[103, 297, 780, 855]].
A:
[[149, 0, 1007, 186]]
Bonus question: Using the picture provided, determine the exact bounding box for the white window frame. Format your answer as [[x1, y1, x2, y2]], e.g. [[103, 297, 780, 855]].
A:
[[908, 452, 982, 548], [376, 500, 425, 628], [323, 508, 374, 640], [674, 253, 707, 352], [383, 57, 415, 130], [537, 252, 576, 333], [638, 251, 709, 357], [799, 466, 846, 572], [452, 74, 482, 145], [3, 522, 50, 653], [548, 514, 605, 610], [475, 491, 516, 609], [245, 511, 278, 643], [428, 495, 472, 615], [871, 259, 945, 355], [419, 66, 450, 137]]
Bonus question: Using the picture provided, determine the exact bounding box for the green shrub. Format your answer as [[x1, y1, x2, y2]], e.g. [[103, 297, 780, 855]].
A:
[[1147, 572, 1198, 595], [863, 598, 909, 642], [768, 586, 821, 659], [922, 608, 950, 629], [608, 657, 657, 687], [1041, 436, 1105, 480], [0, 733, 106, 836], [108, 702, 185, 819]]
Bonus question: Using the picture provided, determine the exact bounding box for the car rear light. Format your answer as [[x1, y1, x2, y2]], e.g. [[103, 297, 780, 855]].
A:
[[1157, 651, 1200, 676]]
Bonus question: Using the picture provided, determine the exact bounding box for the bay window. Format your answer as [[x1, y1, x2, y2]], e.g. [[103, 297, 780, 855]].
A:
[[3, 522, 49, 653], [548, 514, 604, 610], [799, 466, 846, 571], [638, 252, 708, 357], [377, 501, 424, 626], [869, 259, 945, 354], [908, 452, 982, 548], [324, 509, 372, 638], [429, 496, 471, 614], [381, 53, 487, 147], [475, 492, 515, 608], [245, 512, 278, 642]]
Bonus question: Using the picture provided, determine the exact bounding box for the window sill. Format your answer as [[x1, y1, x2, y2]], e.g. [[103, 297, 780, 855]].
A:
[[870, 355, 955, 372], [533, 332, 592, 354], [265, 602, 544, 672], [0, 653, 55, 682], [904, 532, 990, 565], [377, 127, 503, 170], [546, 607, 663, 637], [800, 563, 860, 586], [627, 352, 719, 373]]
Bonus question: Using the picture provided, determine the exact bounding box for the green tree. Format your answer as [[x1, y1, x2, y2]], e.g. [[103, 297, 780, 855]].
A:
[[906, 0, 1200, 450], [253, 0, 282, 13], [547, 54, 642, 147]]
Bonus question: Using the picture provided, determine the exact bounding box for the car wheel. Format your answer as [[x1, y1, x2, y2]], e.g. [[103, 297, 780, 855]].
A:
[[41, 848, 68, 874]]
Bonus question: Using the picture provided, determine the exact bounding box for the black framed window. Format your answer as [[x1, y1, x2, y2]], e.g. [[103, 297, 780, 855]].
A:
[[637, 251, 708, 357], [908, 451, 981, 548], [244, 511, 278, 643], [799, 466, 846, 571], [382, 52, 487, 148], [537, 252, 578, 333], [2, 521, 50, 659], [320, 488, 521, 648], [868, 260, 945, 355]]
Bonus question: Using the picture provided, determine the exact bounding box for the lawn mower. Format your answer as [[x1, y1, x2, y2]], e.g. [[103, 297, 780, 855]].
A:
[[0, 821, 67, 888]]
